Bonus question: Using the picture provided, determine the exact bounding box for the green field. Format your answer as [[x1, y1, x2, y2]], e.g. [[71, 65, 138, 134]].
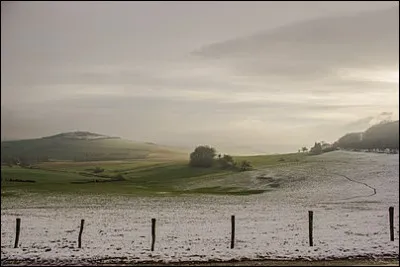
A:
[[1, 132, 307, 197], [1, 153, 306, 197]]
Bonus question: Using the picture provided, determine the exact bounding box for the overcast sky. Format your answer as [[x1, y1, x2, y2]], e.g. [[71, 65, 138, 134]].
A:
[[1, 1, 399, 154]]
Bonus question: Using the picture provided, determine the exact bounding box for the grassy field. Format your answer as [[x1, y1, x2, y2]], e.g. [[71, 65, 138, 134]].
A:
[[1, 153, 306, 197], [1, 132, 308, 196]]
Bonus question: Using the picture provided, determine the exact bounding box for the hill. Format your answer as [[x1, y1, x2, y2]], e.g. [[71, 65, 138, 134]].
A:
[[1, 131, 307, 196], [336, 120, 399, 150], [1, 131, 188, 163]]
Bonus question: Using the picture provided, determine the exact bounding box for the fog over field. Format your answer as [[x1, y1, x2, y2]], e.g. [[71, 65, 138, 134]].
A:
[[1, 1, 399, 154], [1, 3, 399, 265]]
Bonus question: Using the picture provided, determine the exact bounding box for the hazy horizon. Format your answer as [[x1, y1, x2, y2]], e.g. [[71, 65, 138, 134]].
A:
[[1, 1, 399, 154]]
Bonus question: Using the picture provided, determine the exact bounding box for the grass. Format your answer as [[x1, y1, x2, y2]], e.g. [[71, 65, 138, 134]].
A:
[[234, 153, 305, 167], [1, 152, 307, 197]]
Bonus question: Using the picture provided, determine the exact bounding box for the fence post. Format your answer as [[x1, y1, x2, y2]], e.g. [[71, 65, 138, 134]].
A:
[[231, 215, 235, 249], [78, 219, 85, 248], [151, 218, 156, 251], [308, 211, 313, 247], [389, 207, 394, 241], [14, 218, 21, 248]]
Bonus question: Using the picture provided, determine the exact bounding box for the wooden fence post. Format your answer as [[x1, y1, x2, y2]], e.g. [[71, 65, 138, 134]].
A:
[[14, 218, 21, 248], [231, 215, 235, 249], [78, 219, 85, 248], [308, 211, 313, 247], [389, 207, 394, 241], [151, 218, 156, 251]]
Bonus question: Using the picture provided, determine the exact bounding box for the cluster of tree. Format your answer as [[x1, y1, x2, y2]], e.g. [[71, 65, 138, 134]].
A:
[[189, 146, 252, 172], [306, 141, 338, 155], [337, 120, 399, 150], [298, 147, 308, 153], [309, 142, 323, 155]]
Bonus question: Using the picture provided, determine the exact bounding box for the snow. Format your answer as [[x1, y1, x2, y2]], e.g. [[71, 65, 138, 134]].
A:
[[1, 151, 399, 264]]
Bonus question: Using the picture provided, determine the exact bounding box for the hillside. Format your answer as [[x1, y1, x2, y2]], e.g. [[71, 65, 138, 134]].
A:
[[336, 120, 399, 150], [1, 131, 188, 163]]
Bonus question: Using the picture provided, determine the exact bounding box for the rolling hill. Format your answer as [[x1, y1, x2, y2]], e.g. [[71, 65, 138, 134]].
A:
[[1, 131, 188, 163], [336, 120, 399, 150]]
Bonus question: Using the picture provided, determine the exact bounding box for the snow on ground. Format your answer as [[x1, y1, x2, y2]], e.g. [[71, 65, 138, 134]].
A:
[[1, 151, 399, 263]]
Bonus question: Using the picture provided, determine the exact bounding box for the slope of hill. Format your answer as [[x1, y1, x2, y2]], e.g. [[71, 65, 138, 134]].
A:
[[1, 131, 188, 162], [337, 120, 399, 150]]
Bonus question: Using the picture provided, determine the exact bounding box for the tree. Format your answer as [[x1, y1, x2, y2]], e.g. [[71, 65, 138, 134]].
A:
[[309, 142, 322, 155], [189, 145, 217, 168], [301, 147, 308, 153]]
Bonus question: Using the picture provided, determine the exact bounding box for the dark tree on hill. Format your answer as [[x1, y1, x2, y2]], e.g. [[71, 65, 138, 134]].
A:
[[189, 145, 217, 168], [309, 142, 323, 155]]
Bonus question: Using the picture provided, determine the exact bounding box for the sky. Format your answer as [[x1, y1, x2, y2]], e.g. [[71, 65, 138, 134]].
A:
[[1, 1, 399, 154]]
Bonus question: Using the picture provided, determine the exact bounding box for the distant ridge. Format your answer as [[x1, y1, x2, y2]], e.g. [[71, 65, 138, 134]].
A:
[[42, 131, 121, 140], [1, 131, 187, 162]]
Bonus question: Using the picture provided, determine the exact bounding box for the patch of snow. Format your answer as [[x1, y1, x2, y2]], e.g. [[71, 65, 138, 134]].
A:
[[1, 152, 399, 263]]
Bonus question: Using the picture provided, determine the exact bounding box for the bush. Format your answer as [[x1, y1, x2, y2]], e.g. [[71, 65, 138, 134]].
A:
[[217, 154, 235, 169], [239, 160, 252, 172]]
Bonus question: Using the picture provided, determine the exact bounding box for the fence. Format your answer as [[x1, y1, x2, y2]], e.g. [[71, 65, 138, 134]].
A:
[[11, 207, 396, 250]]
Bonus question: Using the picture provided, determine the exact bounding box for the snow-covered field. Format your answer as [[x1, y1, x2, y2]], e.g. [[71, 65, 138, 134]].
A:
[[1, 151, 399, 264]]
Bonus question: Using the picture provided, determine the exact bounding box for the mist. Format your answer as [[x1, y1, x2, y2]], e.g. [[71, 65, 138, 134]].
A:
[[1, 1, 399, 154]]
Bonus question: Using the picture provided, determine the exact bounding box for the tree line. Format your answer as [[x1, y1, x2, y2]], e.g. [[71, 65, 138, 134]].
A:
[[299, 120, 399, 155]]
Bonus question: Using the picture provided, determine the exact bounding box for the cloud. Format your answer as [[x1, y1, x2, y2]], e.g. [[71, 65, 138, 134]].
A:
[[1, 3, 398, 153], [345, 116, 375, 130], [192, 7, 399, 81]]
